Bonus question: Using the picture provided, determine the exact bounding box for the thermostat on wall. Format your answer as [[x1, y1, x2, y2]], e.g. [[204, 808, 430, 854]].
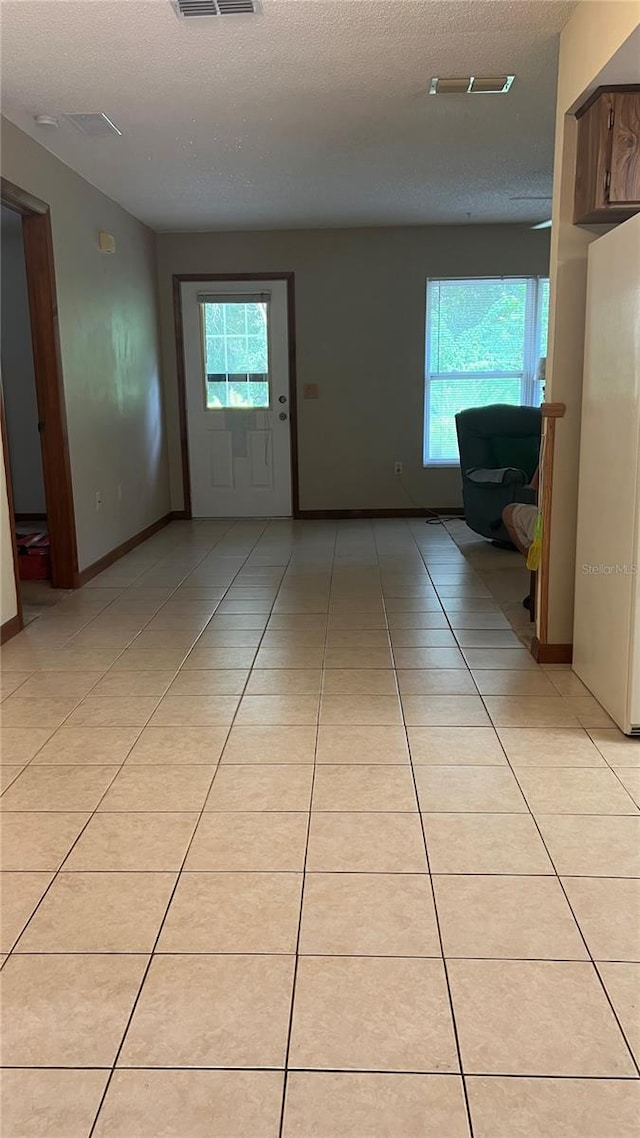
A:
[[98, 232, 116, 254]]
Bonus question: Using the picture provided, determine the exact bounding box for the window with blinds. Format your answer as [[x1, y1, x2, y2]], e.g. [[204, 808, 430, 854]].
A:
[[423, 277, 549, 464]]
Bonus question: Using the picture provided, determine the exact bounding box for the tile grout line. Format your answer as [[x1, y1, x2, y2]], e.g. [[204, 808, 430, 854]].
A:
[[3, 867, 638, 878], [10, 951, 637, 961], [6, 952, 640, 965], [276, 526, 335, 1138], [3, 805, 638, 816], [379, 519, 477, 1138], [3, 1063, 639, 1079], [583, 733, 640, 808]]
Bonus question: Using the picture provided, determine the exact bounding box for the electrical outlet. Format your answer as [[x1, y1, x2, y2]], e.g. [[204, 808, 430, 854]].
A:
[[95, 491, 103, 511], [394, 461, 403, 475]]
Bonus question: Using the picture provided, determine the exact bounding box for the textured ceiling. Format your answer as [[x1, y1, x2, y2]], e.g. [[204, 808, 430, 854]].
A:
[[0, 0, 575, 230]]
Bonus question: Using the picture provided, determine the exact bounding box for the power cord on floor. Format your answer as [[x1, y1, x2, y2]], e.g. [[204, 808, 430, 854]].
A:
[[394, 471, 465, 526]]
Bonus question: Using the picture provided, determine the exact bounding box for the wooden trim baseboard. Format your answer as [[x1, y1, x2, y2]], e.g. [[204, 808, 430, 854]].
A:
[[169, 509, 189, 520], [1, 614, 22, 645], [76, 514, 173, 587], [531, 637, 573, 664], [297, 507, 464, 520]]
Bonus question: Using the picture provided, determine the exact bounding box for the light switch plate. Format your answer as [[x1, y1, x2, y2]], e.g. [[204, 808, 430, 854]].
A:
[[98, 231, 116, 254]]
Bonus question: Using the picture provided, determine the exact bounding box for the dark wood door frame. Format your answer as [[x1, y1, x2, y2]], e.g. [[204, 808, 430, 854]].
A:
[[1, 177, 79, 588], [1, 390, 24, 640], [172, 272, 300, 519]]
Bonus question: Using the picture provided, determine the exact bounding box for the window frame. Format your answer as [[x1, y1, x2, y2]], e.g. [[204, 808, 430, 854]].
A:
[[422, 275, 549, 467]]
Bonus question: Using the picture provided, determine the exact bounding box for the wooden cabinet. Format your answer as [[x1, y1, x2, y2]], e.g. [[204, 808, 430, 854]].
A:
[[574, 87, 640, 224]]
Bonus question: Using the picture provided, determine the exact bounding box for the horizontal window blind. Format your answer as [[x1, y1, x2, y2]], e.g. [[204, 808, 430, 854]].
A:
[[424, 276, 549, 464]]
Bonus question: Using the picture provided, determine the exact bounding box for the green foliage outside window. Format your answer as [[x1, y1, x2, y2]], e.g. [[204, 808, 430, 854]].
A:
[[202, 301, 269, 408]]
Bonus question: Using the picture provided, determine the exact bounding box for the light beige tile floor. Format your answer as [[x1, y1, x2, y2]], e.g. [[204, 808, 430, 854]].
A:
[[1, 518, 638, 1136]]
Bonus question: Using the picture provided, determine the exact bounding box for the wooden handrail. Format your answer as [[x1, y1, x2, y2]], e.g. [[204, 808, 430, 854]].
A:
[[541, 402, 566, 419]]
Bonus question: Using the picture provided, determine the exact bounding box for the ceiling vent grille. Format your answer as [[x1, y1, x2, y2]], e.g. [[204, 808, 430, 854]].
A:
[[172, 0, 258, 16], [429, 76, 515, 96], [63, 112, 122, 137]]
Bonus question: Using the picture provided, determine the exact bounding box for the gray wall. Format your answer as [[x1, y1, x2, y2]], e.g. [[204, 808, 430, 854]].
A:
[[1, 118, 170, 570], [1, 205, 46, 515], [156, 225, 550, 513]]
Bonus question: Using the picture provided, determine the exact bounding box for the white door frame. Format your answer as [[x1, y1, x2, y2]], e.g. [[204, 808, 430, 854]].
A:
[[173, 273, 299, 519]]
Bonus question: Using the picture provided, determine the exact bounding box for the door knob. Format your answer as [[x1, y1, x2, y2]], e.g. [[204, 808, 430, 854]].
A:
[[278, 412, 288, 421], [278, 395, 287, 404]]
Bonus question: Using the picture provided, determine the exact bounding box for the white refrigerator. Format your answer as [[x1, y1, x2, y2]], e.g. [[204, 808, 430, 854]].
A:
[[573, 213, 640, 735]]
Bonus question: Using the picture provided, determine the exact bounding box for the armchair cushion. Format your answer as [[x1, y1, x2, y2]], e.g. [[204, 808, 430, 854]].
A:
[[466, 467, 527, 486], [492, 435, 540, 478]]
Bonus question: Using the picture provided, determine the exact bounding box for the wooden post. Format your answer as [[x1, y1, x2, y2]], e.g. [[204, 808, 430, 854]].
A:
[[536, 402, 566, 646]]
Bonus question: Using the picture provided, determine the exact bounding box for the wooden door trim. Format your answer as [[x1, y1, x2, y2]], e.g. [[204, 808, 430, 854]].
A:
[[535, 401, 566, 651], [1, 178, 79, 588], [0, 390, 24, 639], [172, 276, 194, 519], [1, 177, 49, 216], [172, 272, 300, 519]]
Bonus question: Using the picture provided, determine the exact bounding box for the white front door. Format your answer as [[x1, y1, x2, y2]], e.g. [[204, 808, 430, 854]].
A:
[[181, 279, 293, 517]]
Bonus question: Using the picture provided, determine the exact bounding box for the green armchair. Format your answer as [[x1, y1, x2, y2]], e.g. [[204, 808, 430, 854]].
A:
[[455, 404, 541, 543]]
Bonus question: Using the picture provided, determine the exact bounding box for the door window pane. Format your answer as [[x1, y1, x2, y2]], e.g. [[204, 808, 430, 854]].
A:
[[202, 301, 269, 409], [206, 378, 270, 409], [223, 305, 248, 335], [205, 336, 226, 374]]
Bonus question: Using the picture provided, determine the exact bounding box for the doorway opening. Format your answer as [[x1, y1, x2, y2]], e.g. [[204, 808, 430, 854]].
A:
[[1, 179, 78, 635], [174, 273, 299, 519]]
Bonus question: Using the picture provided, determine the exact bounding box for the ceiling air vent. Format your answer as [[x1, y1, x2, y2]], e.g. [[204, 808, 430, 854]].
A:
[[429, 76, 515, 95], [64, 112, 122, 137], [172, 0, 259, 16]]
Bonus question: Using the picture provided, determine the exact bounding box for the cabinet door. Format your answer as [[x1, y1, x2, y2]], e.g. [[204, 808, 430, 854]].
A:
[[574, 93, 613, 223], [609, 93, 640, 208]]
